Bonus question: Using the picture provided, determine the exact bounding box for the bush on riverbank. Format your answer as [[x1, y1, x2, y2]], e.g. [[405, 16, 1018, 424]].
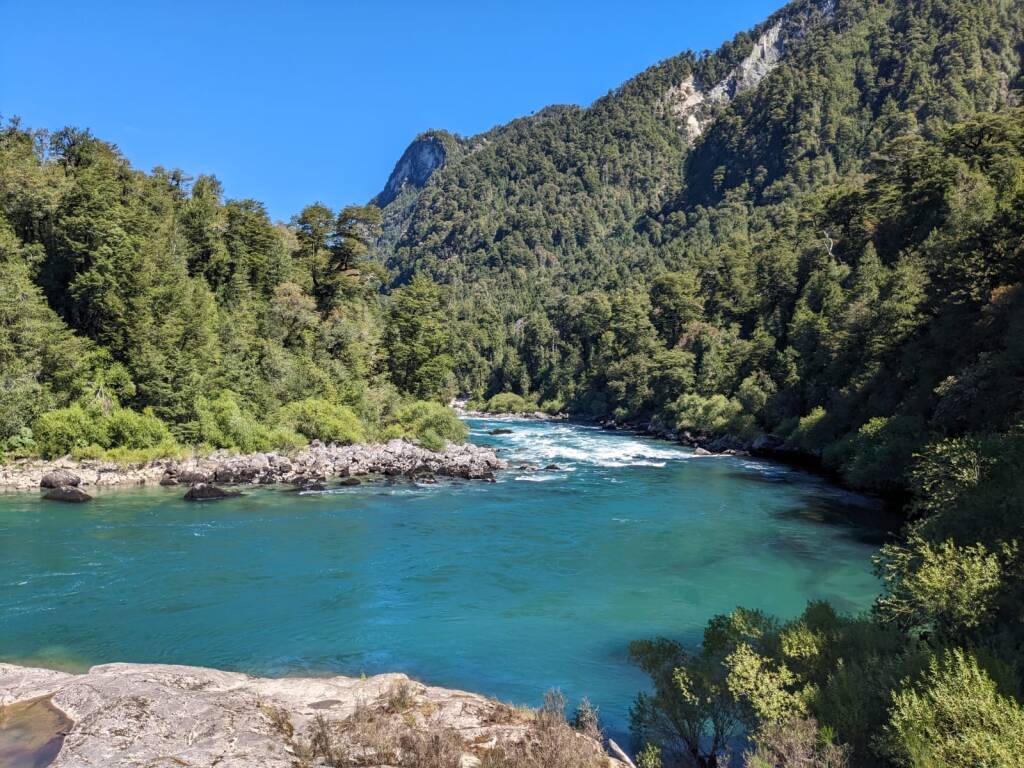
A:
[[276, 398, 366, 445], [473, 392, 538, 414], [18, 389, 470, 462], [669, 393, 755, 438], [196, 392, 306, 453], [33, 403, 177, 458], [381, 400, 468, 452], [467, 392, 564, 416]]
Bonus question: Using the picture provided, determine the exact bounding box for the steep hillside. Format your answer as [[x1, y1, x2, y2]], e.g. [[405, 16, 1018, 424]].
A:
[[375, 0, 1024, 496]]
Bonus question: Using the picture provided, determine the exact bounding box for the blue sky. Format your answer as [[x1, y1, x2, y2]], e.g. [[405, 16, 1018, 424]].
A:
[[2, 0, 781, 221]]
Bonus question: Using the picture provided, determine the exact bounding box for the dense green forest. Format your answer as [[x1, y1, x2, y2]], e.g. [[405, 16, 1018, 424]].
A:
[[0, 122, 466, 458], [369, 0, 1024, 764], [3, 0, 1024, 763], [382, 0, 1024, 497]]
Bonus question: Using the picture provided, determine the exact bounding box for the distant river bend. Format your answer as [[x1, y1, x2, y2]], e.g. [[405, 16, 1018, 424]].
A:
[[0, 418, 882, 741]]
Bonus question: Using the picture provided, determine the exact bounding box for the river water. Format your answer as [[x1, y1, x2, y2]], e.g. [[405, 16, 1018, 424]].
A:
[[0, 418, 883, 741]]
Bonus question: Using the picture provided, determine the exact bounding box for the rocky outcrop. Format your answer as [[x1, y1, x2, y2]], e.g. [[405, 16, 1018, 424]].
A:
[[41, 486, 93, 503], [658, 0, 835, 141], [164, 439, 503, 486], [373, 132, 453, 208], [0, 440, 505, 492], [0, 663, 623, 768]]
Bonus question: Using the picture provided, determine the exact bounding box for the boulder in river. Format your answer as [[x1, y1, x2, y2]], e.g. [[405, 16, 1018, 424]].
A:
[[40, 469, 80, 489], [488, 428, 513, 435], [338, 477, 362, 486], [184, 483, 242, 501], [544, 464, 561, 471], [42, 485, 92, 503]]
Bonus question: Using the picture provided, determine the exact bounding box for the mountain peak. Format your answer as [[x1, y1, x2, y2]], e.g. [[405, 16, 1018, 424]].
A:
[[373, 131, 461, 208]]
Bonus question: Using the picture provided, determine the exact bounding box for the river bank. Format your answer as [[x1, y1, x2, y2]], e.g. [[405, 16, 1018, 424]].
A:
[[0, 662, 623, 768], [0, 439, 505, 492]]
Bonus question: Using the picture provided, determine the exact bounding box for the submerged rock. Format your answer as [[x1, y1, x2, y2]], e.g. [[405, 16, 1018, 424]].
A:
[[39, 469, 80, 489], [489, 428, 513, 435], [42, 486, 92, 503], [184, 483, 242, 501]]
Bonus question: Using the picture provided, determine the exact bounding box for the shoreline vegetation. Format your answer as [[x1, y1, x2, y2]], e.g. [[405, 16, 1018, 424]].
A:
[[0, 662, 625, 768]]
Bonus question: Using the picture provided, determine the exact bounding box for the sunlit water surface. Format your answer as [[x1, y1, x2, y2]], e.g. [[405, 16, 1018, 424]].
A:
[[0, 418, 884, 740]]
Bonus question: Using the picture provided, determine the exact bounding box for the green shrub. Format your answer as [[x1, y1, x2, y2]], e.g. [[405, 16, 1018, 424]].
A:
[[33, 404, 108, 458], [72, 440, 189, 464], [104, 407, 173, 449], [266, 426, 308, 452], [34, 403, 181, 459], [787, 406, 835, 452], [484, 392, 536, 414], [884, 649, 1024, 766], [3, 426, 37, 456], [277, 398, 366, 445], [386, 401, 468, 451], [195, 391, 272, 453], [670, 393, 746, 435], [539, 398, 565, 415], [829, 415, 926, 491]]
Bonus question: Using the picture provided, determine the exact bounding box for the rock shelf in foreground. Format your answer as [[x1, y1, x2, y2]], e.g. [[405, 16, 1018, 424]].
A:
[[0, 662, 622, 768], [0, 439, 505, 492]]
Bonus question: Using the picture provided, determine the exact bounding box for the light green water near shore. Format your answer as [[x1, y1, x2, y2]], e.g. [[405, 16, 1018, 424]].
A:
[[0, 418, 885, 741]]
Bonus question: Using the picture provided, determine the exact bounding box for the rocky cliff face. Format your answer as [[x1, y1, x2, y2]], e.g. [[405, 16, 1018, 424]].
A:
[[659, 0, 835, 140], [373, 132, 452, 208]]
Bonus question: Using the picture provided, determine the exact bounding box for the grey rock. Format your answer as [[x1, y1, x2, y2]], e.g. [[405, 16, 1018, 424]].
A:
[[40, 469, 80, 489], [177, 468, 212, 485], [184, 483, 242, 501], [0, 662, 623, 768], [42, 485, 92, 503]]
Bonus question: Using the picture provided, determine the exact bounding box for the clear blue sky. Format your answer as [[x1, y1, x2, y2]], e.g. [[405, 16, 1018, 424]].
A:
[[2, 0, 780, 222]]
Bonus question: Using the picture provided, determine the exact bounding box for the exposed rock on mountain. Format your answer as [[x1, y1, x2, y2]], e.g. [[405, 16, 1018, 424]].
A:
[[372, 131, 456, 208]]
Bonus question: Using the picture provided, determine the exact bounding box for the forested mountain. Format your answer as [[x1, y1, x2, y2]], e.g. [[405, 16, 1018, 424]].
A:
[[378, 0, 1024, 495]]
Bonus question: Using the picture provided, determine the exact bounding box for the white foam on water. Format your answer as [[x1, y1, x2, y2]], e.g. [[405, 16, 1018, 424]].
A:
[[478, 419, 691, 469]]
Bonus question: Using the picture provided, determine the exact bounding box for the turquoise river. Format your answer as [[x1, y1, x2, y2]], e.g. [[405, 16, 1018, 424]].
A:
[[0, 418, 886, 741]]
